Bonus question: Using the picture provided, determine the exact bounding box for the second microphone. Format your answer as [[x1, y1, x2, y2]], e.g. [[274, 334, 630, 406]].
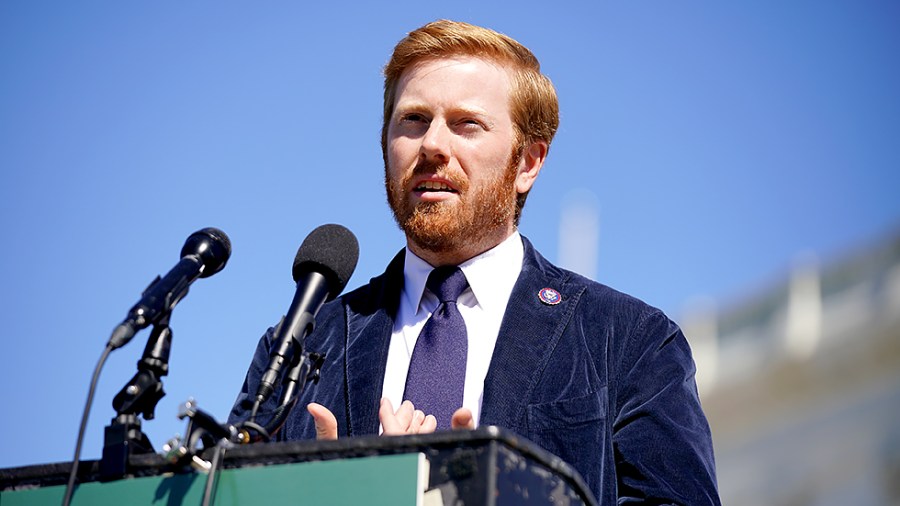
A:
[[254, 224, 359, 405]]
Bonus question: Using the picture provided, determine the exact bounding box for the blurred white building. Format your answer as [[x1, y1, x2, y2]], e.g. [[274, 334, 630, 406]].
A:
[[682, 229, 900, 506]]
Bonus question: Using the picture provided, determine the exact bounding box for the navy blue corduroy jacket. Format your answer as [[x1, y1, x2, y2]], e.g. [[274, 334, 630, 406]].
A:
[[230, 237, 720, 504]]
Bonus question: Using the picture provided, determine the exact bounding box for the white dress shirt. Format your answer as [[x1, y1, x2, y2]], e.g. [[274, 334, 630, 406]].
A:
[[381, 231, 525, 428]]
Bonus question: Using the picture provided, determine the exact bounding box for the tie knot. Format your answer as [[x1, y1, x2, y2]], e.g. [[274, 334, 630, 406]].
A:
[[426, 266, 468, 303]]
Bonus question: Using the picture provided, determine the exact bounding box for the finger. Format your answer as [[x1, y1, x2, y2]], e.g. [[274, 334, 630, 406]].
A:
[[380, 398, 404, 435], [421, 414, 438, 434], [307, 403, 338, 440], [395, 400, 415, 429], [379, 397, 396, 419], [408, 410, 426, 433], [450, 408, 475, 430]]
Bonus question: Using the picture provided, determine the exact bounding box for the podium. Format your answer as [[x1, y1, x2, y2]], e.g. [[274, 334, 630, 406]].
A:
[[1, 426, 597, 505]]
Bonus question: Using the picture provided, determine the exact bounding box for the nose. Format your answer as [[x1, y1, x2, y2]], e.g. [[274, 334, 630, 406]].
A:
[[419, 121, 451, 164]]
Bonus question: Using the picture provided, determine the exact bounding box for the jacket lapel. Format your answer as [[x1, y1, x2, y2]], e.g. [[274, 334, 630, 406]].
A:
[[343, 250, 405, 436], [480, 238, 585, 429]]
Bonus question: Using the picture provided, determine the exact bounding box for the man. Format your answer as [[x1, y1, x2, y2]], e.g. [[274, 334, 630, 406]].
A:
[[231, 20, 720, 504]]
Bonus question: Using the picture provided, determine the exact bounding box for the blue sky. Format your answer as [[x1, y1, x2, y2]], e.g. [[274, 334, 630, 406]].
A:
[[1, 1, 898, 469]]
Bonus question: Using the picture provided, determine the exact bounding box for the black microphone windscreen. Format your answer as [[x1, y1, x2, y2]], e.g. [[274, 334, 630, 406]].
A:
[[181, 227, 232, 278], [292, 224, 359, 300]]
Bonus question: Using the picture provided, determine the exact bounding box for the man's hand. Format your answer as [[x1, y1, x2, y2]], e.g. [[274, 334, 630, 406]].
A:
[[305, 400, 476, 440], [380, 398, 437, 435], [450, 407, 475, 430], [307, 402, 338, 440]]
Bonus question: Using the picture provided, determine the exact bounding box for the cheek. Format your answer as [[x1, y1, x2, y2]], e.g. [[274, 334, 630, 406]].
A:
[[384, 142, 400, 172], [388, 126, 417, 154], [385, 146, 410, 187], [464, 147, 513, 182]]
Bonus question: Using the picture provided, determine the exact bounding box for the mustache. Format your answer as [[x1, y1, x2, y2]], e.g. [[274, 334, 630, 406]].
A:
[[405, 160, 468, 191], [412, 159, 448, 177]]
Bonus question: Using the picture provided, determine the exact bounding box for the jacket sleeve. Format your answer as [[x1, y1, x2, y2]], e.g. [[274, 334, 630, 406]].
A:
[[226, 326, 285, 433], [611, 309, 721, 504]]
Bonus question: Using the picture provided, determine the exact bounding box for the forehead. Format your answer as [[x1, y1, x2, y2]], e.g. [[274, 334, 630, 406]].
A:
[[393, 56, 513, 114]]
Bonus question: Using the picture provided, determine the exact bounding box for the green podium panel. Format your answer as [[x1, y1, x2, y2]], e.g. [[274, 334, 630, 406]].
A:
[[1, 453, 425, 506], [1, 427, 595, 505]]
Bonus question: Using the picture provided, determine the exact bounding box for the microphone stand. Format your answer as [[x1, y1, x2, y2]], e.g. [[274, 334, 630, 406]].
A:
[[281, 351, 324, 410], [258, 350, 325, 439], [100, 314, 172, 480], [238, 316, 326, 443]]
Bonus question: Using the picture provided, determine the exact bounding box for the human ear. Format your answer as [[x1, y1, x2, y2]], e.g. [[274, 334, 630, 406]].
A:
[[515, 141, 548, 194]]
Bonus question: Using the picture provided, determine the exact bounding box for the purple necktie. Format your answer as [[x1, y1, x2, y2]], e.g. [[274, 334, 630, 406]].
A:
[[403, 266, 469, 430]]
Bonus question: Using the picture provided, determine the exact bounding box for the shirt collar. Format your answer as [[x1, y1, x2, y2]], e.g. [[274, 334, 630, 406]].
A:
[[402, 231, 524, 316]]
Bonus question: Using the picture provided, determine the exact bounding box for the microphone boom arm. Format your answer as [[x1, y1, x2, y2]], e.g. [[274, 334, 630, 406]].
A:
[[101, 314, 173, 480]]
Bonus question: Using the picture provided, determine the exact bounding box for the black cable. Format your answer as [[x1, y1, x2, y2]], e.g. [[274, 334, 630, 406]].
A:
[[232, 396, 292, 445], [234, 421, 271, 443], [62, 344, 114, 506], [201, 444, 225, 506], [248, 398, 261, 423], [262, 396, 296, 439]]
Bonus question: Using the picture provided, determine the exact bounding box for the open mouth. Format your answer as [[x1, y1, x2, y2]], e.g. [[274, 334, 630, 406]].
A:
[[414, 180, 458, 193]]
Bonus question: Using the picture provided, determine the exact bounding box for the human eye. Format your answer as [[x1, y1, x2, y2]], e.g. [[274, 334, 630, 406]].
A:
[[399, 112, 428, 124], [455, 117, 486, 134]]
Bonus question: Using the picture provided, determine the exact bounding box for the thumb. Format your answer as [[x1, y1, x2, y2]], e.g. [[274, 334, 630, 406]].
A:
[[307, 403, 338, 440], [450, 408, 475, 430]]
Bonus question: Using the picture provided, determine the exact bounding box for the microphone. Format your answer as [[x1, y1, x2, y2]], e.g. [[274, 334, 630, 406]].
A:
[[108, 227, 232, 350], [254, 224, 359, 405]]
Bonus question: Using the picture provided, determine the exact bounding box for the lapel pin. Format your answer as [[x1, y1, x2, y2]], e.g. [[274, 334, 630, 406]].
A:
[[538, 287, 561, 305]]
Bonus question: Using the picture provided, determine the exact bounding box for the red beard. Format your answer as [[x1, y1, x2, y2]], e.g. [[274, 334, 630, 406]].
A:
[[385, 151, 520, 255]]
